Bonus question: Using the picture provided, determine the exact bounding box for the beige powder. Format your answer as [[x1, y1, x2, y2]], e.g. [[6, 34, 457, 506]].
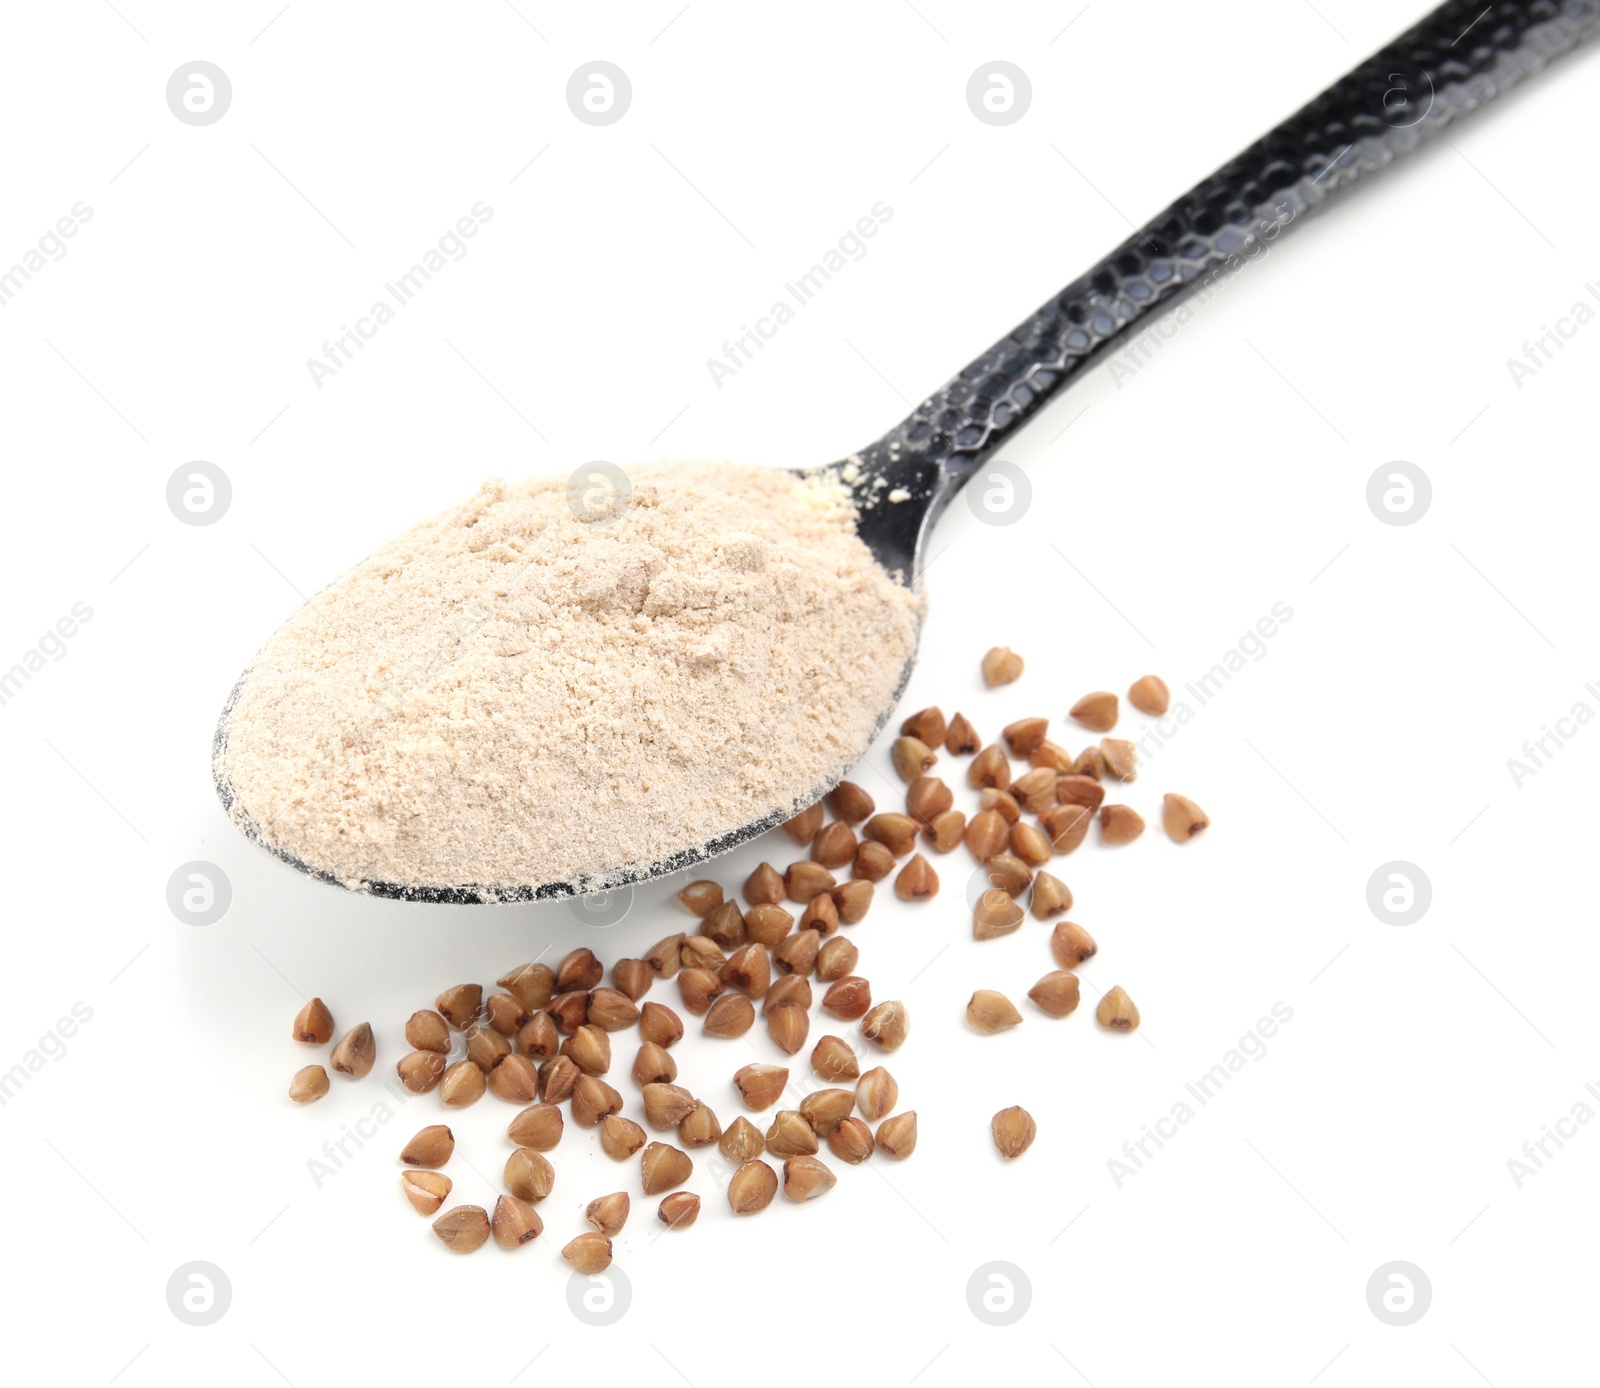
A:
[[215, 462, 919, 898]]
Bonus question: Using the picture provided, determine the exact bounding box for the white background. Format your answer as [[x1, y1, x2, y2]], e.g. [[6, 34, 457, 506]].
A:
[[1, 1, 1596, 1383]]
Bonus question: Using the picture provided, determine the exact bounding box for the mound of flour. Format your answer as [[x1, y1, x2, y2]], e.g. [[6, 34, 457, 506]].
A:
[[215, 463, 919, 897]]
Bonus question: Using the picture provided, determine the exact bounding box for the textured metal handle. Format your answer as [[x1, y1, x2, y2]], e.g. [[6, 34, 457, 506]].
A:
[[849, 0, 1599, 575]]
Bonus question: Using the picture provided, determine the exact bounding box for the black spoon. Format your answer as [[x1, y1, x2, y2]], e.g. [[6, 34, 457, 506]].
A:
[[215, 0, 1597, 902]]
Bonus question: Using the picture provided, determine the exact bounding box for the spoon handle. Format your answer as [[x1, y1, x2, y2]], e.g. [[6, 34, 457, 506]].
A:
[[848, 0, 1598, 574]]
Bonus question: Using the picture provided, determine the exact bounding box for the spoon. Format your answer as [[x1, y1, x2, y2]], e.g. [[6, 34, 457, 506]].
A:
[[215, 0, 1596, 903], [842, 0, 1596, 580]]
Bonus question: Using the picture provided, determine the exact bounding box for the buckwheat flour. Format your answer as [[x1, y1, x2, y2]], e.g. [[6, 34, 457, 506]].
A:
[[215, 462, 920, 898]]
